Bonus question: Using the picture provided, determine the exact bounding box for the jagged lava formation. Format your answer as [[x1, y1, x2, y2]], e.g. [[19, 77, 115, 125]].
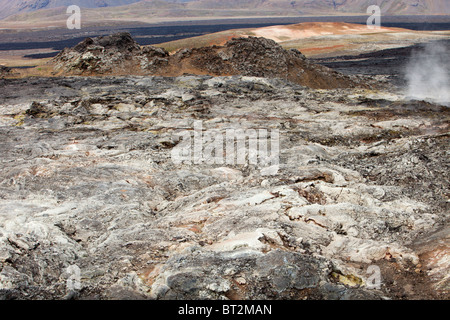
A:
[[0, 74, 448, 300], [52, 32, 357, 89]]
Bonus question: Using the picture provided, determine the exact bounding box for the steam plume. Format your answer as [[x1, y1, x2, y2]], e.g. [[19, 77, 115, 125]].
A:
[[405, 42, 450, 106]]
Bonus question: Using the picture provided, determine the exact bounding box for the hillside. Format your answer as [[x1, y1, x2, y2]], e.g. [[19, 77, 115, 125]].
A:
[[154, 22, 450, 58]]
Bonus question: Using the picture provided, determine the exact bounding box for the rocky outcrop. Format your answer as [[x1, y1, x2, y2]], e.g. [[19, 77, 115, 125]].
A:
[[167, 36, 354, 89], [52, 33, 357, 89], [53, 32, 170, 75], [0, 65, 11, 78], [0, 75, 448, 299]]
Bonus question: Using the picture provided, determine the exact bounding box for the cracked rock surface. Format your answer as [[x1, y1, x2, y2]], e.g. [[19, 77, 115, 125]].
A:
[[0, 75, 448, 299]]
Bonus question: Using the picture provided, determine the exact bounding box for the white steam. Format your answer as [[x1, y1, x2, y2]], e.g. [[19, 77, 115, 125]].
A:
[[405, 42, 450, 106]]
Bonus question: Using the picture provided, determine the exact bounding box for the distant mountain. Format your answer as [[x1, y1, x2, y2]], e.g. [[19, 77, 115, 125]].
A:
[[189, 0, 450, 15], [1, 0, 449, 21], [0, 0, 143, 19]]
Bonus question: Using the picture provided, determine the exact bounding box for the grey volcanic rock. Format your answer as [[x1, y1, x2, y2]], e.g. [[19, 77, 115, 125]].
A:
[[0, 75, 448, 299], [222, 37, 301, 76]]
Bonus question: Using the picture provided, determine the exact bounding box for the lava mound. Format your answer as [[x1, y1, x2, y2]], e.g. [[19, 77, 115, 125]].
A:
[[53, 32, 169, 75], [52, 32, 356, 89]]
